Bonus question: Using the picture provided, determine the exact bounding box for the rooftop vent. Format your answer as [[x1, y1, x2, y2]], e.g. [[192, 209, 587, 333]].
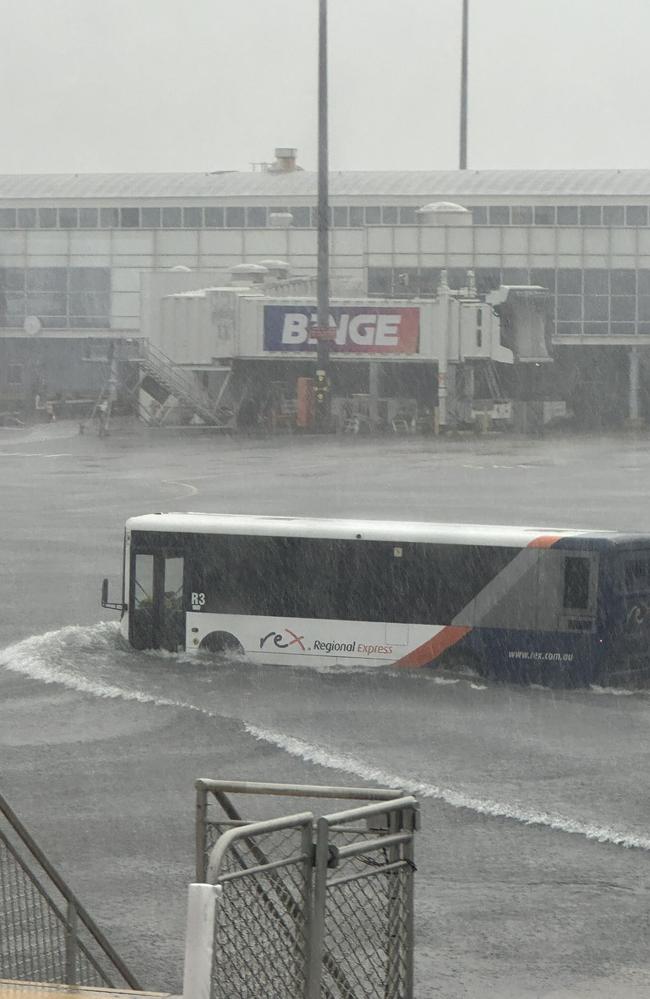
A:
[[267, 147, 301, 173], [260, 259, 291, 280], [229, 263, 268, 286]]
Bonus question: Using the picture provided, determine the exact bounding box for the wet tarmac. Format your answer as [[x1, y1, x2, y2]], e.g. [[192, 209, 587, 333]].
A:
[[2, 422, 650, 997]]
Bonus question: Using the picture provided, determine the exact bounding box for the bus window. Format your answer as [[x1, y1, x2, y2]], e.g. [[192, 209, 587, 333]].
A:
[[164, 556, 184, 610], [563, 557, 591, 611], [134, 554, 154, 608], [623, 554, 650, 593]]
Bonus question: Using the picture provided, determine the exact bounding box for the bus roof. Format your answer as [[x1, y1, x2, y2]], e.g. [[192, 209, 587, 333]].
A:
[[124, 513, 645, 549]]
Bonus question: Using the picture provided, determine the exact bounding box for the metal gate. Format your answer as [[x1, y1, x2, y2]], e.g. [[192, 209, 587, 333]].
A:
[[185, 779, 419, 999]]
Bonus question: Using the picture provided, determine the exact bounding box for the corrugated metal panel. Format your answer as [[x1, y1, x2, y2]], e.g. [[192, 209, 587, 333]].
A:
[[5, 169, 650, 200]]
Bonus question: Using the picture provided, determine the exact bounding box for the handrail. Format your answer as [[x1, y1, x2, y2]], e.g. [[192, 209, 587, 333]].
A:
[[0, 791, 141, 989], [196, 777, 405, 801], [206, 811, 313, 883]]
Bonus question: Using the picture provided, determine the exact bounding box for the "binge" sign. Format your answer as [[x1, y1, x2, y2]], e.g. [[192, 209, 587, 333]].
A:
[[263, 305, 420, 354]]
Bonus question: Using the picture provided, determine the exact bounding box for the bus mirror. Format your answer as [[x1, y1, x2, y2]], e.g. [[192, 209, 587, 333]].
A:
[[101, 578, 109, 607]]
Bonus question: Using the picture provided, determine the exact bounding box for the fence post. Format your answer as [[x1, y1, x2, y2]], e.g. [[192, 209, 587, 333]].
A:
[[182, 883, 220, 999], [300, 819, 315, 999], [307, 817, 329, 999], [195, 784, 208, 882], [64, 900, 78, 985]]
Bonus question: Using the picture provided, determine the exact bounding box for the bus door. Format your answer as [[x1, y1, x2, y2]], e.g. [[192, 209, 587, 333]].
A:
[[131, 551, 185, 651]]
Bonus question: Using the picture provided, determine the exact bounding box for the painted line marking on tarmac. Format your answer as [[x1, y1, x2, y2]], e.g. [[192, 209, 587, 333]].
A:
[[0, 452, 72, 458], [163, 479, 199, 497]]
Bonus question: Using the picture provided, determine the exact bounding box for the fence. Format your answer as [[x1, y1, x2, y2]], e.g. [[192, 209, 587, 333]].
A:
[[187, 779, 419, 999], [0, 792, 141, 989]]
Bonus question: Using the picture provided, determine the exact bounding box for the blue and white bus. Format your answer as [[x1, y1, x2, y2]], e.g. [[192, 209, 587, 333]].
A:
[[101, 513, 650, 684]]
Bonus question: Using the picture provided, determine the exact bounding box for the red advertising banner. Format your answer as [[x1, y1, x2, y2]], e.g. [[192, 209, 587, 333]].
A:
[[263, 306, 420, 354]]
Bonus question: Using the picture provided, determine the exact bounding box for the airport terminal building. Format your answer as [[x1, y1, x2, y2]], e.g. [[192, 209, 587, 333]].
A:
[[2, 152, 650, 425]]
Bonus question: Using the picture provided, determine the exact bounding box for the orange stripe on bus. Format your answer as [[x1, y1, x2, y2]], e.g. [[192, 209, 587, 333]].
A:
[[527, 535, 562, 548], [393, 625, 471, 669]]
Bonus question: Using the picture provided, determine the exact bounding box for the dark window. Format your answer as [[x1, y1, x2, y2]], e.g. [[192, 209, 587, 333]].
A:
[[529, 269, 556, 292], [0, 268, 25, 290], [557, 206, 578, 225], [142, 207, 161, 227], [332, 206, 348, 227], [365, 206, 381, 225], [290, 206, 310, 227], [183, 207, 203, 228], [38, 207, 57, 228], [7, 363, 23, 384], [611, 269, 636, 295], [623, 555, 650, 592], [0, 209, 16, 228], [394, 269, 418, 294], [120, 207, 140, 228], [26, 268, 66, 291], [626, 205, 648, 226], [611, 297, 635, 321], [162, 207, 182, 228], [100, 207, 119, 228], [584, 270, 609, 295], [603, 205, 624, 226], [474, 268, 502, 294], [399, 206, 417, 225], [446, 268, 468, 290], [79, 207, 99, 228], [584, 297, 609, 321], [638, 269, 650, 293], [225, 206, 245, 227], [367, 267, 393, 295], [418, 268, 442, 295], [59, 207, 78, 228], [204, 207, 224, 227], [534, 205, 555, 225], [68, 267, 110, 291], [382, 206, 398, 225], [246, 206, 266, 228], [563, 558, 590, 611], [556, 323, 581, 336], [557, 269, 582, 294], [349, 206, 364, 226], [502, 268, 529, 285], [511, 205, 533, 224], [557, 296, 581, 321], [583, 323, 609, 336], [471, 206, 488, 225], [17, 208, 36, 228], [579, 206, 601, 226], [310, 207, 320, 227], [488, 205, 510, 225], [638, 297, 650, 321]]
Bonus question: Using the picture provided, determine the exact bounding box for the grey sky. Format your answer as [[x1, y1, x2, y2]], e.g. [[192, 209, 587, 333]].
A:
[[2, 0, 649, 175]]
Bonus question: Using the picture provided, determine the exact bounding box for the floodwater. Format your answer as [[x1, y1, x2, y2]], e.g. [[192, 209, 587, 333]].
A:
[[2, 423, 650, 998]]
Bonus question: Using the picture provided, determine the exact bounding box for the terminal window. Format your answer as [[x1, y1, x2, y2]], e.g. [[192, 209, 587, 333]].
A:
[[0, 266, 110, 329]]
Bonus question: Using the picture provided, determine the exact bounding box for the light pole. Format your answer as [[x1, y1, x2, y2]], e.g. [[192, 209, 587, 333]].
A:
[[313, 0, 332, 430], [459, 0, 469, 169]]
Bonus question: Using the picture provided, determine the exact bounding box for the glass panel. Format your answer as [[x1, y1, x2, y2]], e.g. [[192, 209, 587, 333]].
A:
[[58, 208, 78, 228], [183, 206, 203, 228], [557, 269, 582, 294], [611, 269, 636, 295], [626, 205, 648, 226], [603, 205, 624, 226], [120, 207, 140, 228], [534, 205, 555, 224], [245, 206, 266, 228], [556, 322, 581, 335], [579, 206, 601, 226], [584, 297, 609, 321], [0, 209, 16, 228], [557, 295, 581, 320], [26, 292, 67, 316], [638, 296, 650, 321], [638, 269, 650, 293], [611, 297, 635, 321], [225, 206, 245, 227], [365, 206, 381, 224], [382, 206, 398, 225], [134, 554, 154, 609], [79, 207, 98, 228], [38, 207, 57, 228], [100, 207, 119, 228], [502, 268, 529, 285], [474, 268, 502, 293], [26, 268, 66, 291], [584, 270, 609, 294], [487, 205, 509, 225], [290, 206, 310, 227], [563, 557, 590, 610], [419, 268, 441, 295], [529, 268, 556, 292], [399, 206, 417, 224], [511, 205, 533, 224], [471, 206, 488, 225], [332, 206, 348, 227], [141, 207, 161, 227], [69, 267, 110, 291], [583, 322, 609, 335], [69, 292, 111, 320], [162, 207, 182, 228], [17, 208, 36, 228], [557, 206, 578, 225], [164, 557, 184, 609], [0, 269, 26, 290], [367, 268, 393, 295]]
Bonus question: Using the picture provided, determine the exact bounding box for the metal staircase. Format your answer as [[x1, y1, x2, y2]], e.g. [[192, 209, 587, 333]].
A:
[[131, 341, 234, 428]]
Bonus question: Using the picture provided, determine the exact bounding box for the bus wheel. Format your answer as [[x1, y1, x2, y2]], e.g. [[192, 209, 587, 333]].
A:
[[199, 632, 245, 656]]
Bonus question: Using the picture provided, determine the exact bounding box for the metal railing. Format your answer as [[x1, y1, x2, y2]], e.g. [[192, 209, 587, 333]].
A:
[[0, 792, 141, 989], [136, 341, 233, 427], [189, 779, 419, 999]]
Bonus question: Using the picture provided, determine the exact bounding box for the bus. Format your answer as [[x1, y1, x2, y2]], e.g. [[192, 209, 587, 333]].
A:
[[101, 513, 650, 684]]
